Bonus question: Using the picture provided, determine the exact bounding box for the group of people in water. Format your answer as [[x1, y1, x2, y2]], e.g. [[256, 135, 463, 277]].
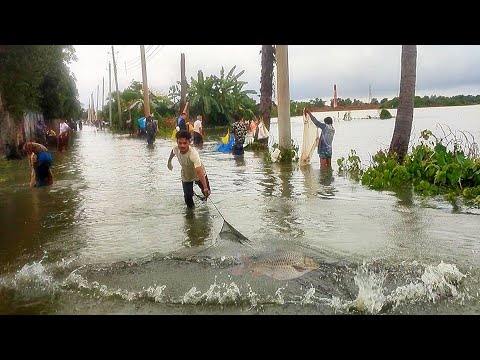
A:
[[12, 108, 335, 212], [176, 112, 205, 146], [167, 109, 334, 208]]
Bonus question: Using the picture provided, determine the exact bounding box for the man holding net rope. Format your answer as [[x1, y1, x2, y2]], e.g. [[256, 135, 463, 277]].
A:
[[167, 130, 211, 208]]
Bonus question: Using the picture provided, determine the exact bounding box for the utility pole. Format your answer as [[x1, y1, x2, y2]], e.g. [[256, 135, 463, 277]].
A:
[[140, 45, 150, 117], [333, 84, 338, 108], [180, 53, 186, 116], [109, 62, 112, 127], [96, 84, 100, 130], [111, 45, 122, 127], [87, 97, 91, 123], [91, 92, 96, 124], [276, 45, 291, 149], [102, 77, 105, 115]]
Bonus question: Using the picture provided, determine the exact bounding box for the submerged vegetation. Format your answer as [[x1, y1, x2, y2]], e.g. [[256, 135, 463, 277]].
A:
[[244, 141, 269, 152], [379, 109, 393, 119], [337, 126, 480, 207], [263, 140, 300, 164]]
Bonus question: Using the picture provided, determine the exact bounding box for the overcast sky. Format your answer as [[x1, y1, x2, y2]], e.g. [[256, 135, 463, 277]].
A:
[[68, 45, 480, 109]]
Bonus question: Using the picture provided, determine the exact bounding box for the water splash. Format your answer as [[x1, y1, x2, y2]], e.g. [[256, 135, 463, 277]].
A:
[[245, 283, 260, 310], [140, 285, 167, 303], [15, 261, 55, 291], [300, 285, 317, 306], [386, 261, 466, 308], [270, 287, 286, 305], [328, 260, 468, 314], [349, 261, 387, 314]]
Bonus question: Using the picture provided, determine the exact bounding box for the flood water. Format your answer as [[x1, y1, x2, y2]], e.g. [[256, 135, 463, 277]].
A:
[[1, 105, 479, 314]]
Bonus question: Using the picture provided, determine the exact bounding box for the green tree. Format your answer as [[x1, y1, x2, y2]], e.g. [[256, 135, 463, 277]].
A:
[[188, 70, 221, 125], [0, 45, 80, 120], [216, 66, 257, 122]]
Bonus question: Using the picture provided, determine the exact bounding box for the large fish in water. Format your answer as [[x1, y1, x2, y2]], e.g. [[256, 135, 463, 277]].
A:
[[231, 251, 318, 280]]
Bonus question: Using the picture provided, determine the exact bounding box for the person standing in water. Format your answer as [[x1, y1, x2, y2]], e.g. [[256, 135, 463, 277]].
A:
[[304, 108, 335, 170], [193, 115, 204, 145], [231, 114, 247, 156], [146, 115, 158, 145], [167, 130, 211, 208], [22, 142, 53, 187]]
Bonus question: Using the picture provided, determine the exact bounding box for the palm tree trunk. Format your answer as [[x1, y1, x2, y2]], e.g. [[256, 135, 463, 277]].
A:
[[389, 45, 417, 160], [259, 45, 275, 130]]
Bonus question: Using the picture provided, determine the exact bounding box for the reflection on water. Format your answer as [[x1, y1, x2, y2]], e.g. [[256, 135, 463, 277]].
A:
[[233, 155, 245, 167], [0, 105, 480, 314], [319, 169, 334, 188], [183, 206, 212, 247]]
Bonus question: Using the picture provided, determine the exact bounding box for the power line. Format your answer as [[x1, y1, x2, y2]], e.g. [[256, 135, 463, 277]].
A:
[[127, 45, 165, 72], [124, 45, 154, 68]]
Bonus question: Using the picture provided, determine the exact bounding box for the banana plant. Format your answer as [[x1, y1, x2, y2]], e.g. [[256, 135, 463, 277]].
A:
[[187, 70, 221, 125]]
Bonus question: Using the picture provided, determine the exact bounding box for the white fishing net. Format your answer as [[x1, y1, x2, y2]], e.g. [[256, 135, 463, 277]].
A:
[[218, 219, 250, 244], [299, 111, 319, 166]]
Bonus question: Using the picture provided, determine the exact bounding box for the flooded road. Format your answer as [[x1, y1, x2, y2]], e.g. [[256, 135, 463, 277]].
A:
[[1, 106, 480, 314]]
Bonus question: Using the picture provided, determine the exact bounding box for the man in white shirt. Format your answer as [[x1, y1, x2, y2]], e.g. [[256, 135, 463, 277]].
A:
[[58, 119, 71, 151], [167, 130, 210, 208], [193, 115, 204, 145]]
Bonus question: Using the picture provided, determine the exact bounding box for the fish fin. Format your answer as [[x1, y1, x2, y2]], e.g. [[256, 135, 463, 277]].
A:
[[292, 265, 307, 272], [272, 272, 296, 281], [250, 269, 263, 276]]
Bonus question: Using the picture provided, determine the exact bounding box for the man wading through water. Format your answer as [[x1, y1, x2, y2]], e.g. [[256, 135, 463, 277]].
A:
[[304, 108, 335, 170], [167, 130, 211, 208]]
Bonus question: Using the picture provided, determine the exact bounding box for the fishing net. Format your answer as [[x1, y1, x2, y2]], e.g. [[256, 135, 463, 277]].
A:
[[218, 217, 250, 244], [193, 192, 250, 244], [299, 111, 319, 166], [203, 196, 250, 244]]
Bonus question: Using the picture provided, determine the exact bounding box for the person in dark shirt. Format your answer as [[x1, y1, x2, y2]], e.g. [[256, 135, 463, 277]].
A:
[[177, 112, 188, 131], [231, 114, 248, 156], [146, 115, 158, 145], [35, 120, 47, 145]]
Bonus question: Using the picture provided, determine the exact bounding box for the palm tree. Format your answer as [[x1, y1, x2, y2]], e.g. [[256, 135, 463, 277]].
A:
[[389, 45, 417, 160], [259, 45, 275, 130]]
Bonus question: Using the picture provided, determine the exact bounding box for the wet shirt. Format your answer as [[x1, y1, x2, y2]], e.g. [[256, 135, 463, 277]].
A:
[[146, 120, 157, 134], [193, 119, 202, 135], [59, 122, 70, 135], [177, 117, 187, 131], [232, 121, 248, 144], [309, 114, 335, 157], [172, 145, 206, 182]]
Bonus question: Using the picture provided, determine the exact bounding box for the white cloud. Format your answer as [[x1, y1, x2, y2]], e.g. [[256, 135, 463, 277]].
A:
[[68, 45, 480, 109]]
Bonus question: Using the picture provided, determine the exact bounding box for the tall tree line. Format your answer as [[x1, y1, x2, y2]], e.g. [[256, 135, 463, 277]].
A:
[[0, 45, 81, 121]]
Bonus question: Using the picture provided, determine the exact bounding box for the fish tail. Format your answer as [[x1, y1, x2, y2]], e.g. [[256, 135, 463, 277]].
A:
[[231, 255, 249, 275], [231, 263, 246, 275]]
